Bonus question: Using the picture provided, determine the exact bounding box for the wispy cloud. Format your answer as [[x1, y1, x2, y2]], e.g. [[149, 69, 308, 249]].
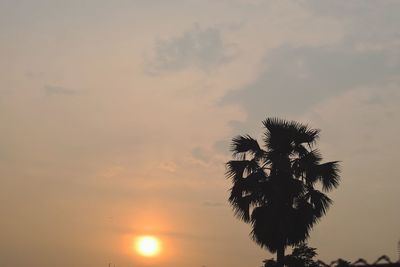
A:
[[44, 85, 77, 96], [191, 147, 210, 163], [146, 24, 236, 74], [158, 161, 178, 172]]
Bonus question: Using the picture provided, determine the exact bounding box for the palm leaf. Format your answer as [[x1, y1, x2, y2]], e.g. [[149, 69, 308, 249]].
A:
[[250, 205, 282, 252], [226, 160, 258, 181], [231, 134, 265, 158], [229, 191, 253, 222], [305, 188, 333, 217], [316, 161, 341, 191], [293, 149, 322, 180]]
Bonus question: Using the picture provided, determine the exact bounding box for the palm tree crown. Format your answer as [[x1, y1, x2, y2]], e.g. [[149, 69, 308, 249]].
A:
[[226, 118, 340, 265]]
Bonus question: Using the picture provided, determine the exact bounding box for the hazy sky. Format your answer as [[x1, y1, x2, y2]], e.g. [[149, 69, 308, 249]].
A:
[[1, 1, 400, 266]]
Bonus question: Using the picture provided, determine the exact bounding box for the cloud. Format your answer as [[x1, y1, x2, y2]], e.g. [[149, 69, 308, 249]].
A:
[[146, 24, 235, 74], [225, 44, 399, 113], [191, 147, 210, 163], [44, 85, 77, 96], [220, 42, 400, 137], [213, 139, 230, 155], [306, 1, 400, 56], [301, 85, 400, 160], [214, 1, 400, 138], [158, 161, 178, 172], [25, 70, 45, 79]]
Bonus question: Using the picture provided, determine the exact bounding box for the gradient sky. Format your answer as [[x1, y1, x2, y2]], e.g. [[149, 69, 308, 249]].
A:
[[1, 1, 400, 266]]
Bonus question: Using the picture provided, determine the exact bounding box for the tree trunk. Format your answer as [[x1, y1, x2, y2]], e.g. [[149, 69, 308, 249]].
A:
[[276, 245, 285, 267]]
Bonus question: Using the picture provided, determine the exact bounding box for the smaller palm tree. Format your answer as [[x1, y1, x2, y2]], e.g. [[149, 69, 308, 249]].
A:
[[226, 118, 340, 267]]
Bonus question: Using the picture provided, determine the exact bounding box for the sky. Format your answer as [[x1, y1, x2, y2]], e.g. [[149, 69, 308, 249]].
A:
[[1, 1, 400, 266]]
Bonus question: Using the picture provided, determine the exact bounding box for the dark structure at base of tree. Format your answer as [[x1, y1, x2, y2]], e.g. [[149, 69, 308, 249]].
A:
[[226, 118, 341, 267], [263, 243, 321, 267], [262, 244, 400, 267]]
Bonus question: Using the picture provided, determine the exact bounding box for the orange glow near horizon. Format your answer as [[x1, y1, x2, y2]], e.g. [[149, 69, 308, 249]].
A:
[[135, 236, 162, 257]]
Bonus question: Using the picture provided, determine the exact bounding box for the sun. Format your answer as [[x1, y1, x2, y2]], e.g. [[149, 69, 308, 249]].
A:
[[135, 236, 161, 257]]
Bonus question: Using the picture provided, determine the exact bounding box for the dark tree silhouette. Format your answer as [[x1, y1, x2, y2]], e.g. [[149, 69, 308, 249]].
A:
[[226, 118, 340, 267], [262, 243, 322, 267], [284, 243, 322, 267]]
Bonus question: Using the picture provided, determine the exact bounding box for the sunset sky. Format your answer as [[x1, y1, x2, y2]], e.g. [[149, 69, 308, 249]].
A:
[[1, 1, 400, 266]]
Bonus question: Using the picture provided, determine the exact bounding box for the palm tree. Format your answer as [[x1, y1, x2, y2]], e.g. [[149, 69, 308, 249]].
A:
[[226, 118, 340, 267]]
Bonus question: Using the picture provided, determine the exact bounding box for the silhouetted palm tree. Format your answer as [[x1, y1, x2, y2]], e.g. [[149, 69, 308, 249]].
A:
[[226, 118, 340, 267]]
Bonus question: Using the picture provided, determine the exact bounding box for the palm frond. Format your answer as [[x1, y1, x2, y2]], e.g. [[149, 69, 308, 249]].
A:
[[242, 170, 267, 192], [305, 188, 333, 217], [301, 149, 322, 165], [287, 178, 307, 199], [229, 180, 260, 222], [229, 193, 252, 222], [316, 161, 341, 191], [225, 160, 257, 181], [287, 200, 317, 245], [293, 144, 310, 157], [294, 127, 320, 146], [293, 149, 322, 178], [262, 118, 320, 156], [231, 134, 265, 158], [262, 118, 293, 152], [250, 205, 282, 252], [263, 118, 319, 143], [244, 158, 261, 176], [228, 170, 267, 222]]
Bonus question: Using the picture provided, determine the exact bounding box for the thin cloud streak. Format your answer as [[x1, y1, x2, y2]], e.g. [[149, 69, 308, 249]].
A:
[[44, 85, 78, 96]]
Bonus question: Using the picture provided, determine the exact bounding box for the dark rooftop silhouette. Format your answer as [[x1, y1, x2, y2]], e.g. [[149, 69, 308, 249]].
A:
[[317, 255, 400, 267]]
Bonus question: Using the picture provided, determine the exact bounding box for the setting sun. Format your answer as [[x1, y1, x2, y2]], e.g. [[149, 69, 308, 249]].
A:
[[135, 236, 161, 257]]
